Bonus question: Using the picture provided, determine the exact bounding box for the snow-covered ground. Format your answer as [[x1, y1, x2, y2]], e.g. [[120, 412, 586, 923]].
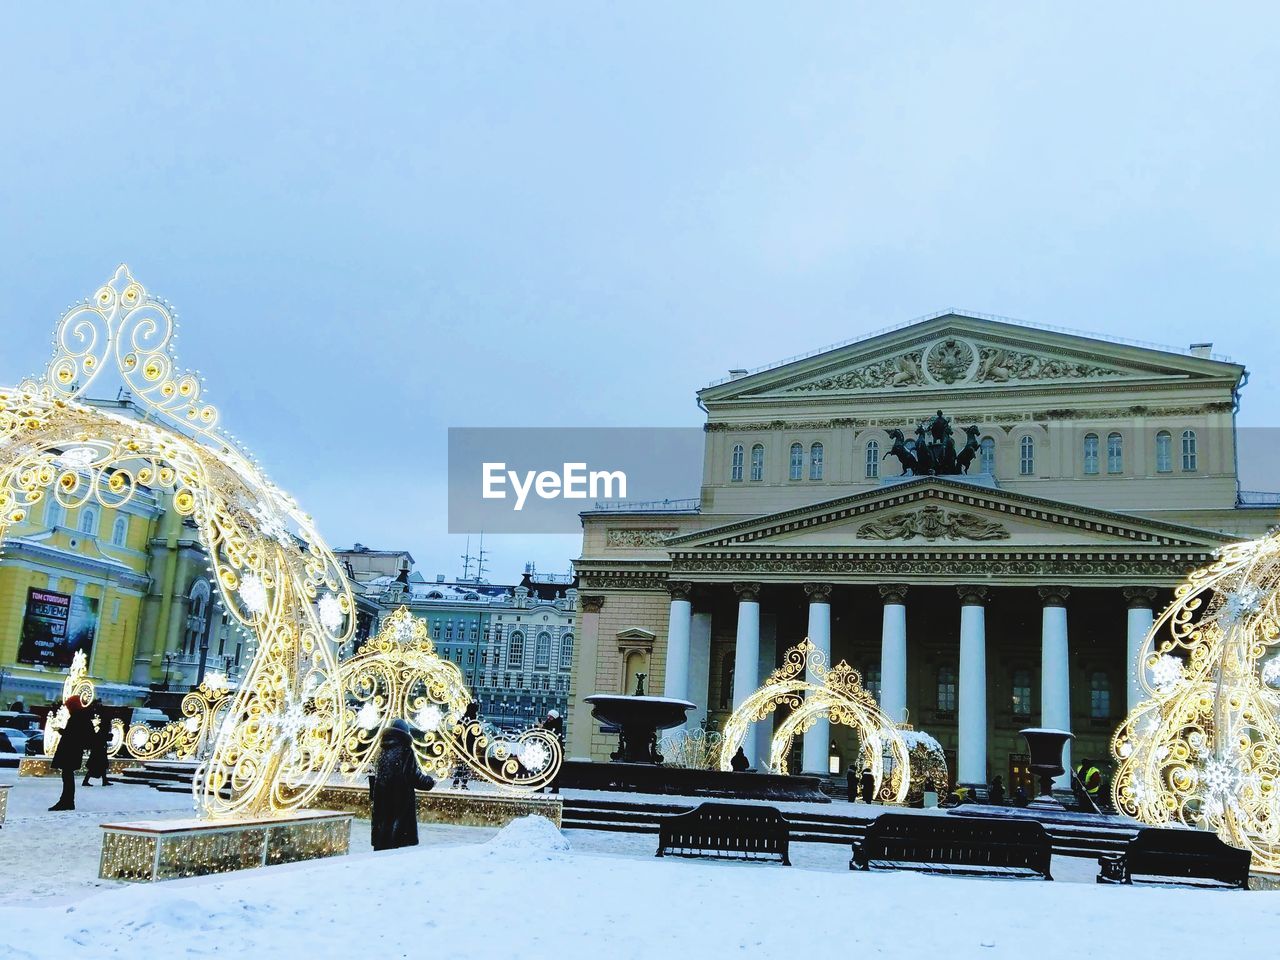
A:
[[1, 774, 1277, 960]]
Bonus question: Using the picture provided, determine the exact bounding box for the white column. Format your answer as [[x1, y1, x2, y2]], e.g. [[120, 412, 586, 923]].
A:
[[879, 584, 909, 727], [756, 612, 777, 766], [662, 582, 694, 703], [1039, 586, 1072, 789], [1124, 587, 1157, 712], [731, 582, 762, 766], [802, 583, 833, 775], [687, 611, 713, 731], [957, 585, 988, 787]]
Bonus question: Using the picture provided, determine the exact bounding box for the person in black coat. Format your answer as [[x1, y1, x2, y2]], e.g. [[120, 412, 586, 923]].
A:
[[729, 746, 750, 772], [50, 695, 93, 811], [82, 708, 113, 787], [859, 768, 876, 804], [370, 719, 436, 851]]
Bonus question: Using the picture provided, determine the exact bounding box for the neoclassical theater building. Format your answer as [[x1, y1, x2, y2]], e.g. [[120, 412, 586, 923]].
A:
[[568, 312, 1280, 792]]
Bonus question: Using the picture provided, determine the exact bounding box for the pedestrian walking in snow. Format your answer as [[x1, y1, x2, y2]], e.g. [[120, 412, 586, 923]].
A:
[[82, 709, 113, 787], [859, 768, 875, 804], [49, 696, 92, 811], [370, 718, 436, 851]]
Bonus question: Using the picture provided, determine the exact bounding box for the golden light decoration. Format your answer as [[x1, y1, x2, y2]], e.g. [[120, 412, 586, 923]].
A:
[[43, 653, 233, 763], [1, 266, 356, 818], [659, 726, 724, 771], [719, 638, 912, 803], [319, 606, 563, 792], [1112, 531, 1280, 872]]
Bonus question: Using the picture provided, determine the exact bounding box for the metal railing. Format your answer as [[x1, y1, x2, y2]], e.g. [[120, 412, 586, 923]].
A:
[[1237, 490, 1280, 506], [703, 308, 1236, 388], [587, 497, 701, 513]]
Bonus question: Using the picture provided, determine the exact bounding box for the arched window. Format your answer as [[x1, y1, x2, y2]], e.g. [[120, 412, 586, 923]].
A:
[[1011, 669, 1032, 717], [560, 633, 574, 670], [1019, 436, 1034, 475], [750, 444, 765, 481], [1155, 430, 1173, 473], [1181, 430, 1198, 471], [936, 666, 957, 714], [809, 442, 824, 480], [865, 440, 880, 479], [1107, 432, 1123, 474], [78, 507, 98, 536], [445, 620, 454, 640], [431, 620, 441, 639], [864, 664, 881, 704], [1083, 433, 1099, 475], [184, 579, 212, 656], [535, 632, 552, 670], [974, 436, 993, 475], [1090, 672, 1111, 719], [508, 631, 525, 668], [111, 516, 128, 547], [789, 443, 803, 481], [469, 621, 479, 641], [730, 444, 744, 482], [47, 500, 67, 529]]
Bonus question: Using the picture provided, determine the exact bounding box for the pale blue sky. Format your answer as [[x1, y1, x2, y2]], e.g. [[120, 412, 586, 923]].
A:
[[3, 3, 1278, 582]]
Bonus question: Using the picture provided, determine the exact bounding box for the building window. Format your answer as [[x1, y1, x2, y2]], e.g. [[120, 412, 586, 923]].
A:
[[1107, 432, 1123, 474], [1181, 430, 1198, 471], [445, 620, 453, 640], [1012, 669, 1032, 718], [1155, 430, 1173, 473], [730, 444, 744, 482], [789, 443, 803, 481], [470, 622, 479, 641], [864, 664, 881, 704], [750, 444, 765, 481], [560, 633, 574, 670], [1083, 433, 1099, 475], [47, 500, 67, 529], [535, 631, 552, 670], [431, 620, 441, 639], [864, 440, 879, 479], [111, 516, 128, 547], [809, 442, 824, 480], [1090, 672, 1111, 719], [468, 649, 475, 665], [936, 666, 957, 714], [79, 507, 98, 536], [979, 437, 995, 475], [508, 631, 524, 668], [1019, 436, 1034, 475]]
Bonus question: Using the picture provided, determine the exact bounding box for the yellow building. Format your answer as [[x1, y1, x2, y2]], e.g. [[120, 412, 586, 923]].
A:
[[0, 397, 247, 709]]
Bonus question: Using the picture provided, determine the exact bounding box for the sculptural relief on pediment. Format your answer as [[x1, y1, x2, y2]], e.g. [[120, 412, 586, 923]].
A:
[[785, 335, 1131, 392], [856, 504, 1010, 542]]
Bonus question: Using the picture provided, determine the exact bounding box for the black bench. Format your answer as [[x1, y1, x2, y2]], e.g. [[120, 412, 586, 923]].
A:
[[851, 813, 1053, 879], [1097, 827, 1251, 889], [656, 802, 791, 865]]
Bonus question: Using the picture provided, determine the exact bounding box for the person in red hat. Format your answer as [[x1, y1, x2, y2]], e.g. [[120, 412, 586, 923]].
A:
[[49, 695, 93, 811]]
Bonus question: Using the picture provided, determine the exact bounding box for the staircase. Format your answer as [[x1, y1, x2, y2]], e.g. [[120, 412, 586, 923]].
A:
[[117, 761, 201, 795]]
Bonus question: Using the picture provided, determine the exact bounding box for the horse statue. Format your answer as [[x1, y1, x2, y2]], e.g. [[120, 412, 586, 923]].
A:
[[954, 424, 982, 474], [884, 428, 918, 476]]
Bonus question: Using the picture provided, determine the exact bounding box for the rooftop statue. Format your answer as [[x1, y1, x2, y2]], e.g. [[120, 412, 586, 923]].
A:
[[885, 410, 981, 476]]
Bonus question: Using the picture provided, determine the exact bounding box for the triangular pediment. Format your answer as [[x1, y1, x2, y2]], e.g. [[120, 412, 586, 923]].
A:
[[700, 313, 1243, 401], [667, 478, 1235, 552]]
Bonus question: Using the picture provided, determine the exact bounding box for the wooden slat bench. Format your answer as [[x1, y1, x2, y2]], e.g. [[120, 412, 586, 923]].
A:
[[656, 802, 791, 865], [1097, 827, 1251, 889], [851, 813, 1052, 879]]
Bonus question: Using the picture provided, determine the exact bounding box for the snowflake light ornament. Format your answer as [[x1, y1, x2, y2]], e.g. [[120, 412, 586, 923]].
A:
[[356, 702, 380, 731], [520, 741, 551, 772], [414, 704, 444, 731], [238, 574, 268, 615], [1262, 658, 1280, 688], [318, 593, 344, 633], [248, 499, 292, 546], [203, 671, 228, 692], [1217, 585, 1263, 627], [56, 447, 96, 470], [1151, 654, 1185, 693]]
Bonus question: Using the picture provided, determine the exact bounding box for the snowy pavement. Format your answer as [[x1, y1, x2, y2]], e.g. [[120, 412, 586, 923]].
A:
[[1, 775, 1277, 959]]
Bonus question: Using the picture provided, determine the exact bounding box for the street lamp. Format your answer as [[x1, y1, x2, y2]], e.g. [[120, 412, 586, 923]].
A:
[[161, 652, 177, 691]]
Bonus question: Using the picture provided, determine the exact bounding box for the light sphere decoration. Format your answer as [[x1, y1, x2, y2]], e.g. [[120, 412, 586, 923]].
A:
[[1, 266, 356, 817], [719, 638, 913, 803], [1112, 532, 1280, 872]]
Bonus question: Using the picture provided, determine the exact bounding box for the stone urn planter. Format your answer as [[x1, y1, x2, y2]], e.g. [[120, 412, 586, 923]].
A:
[[1020, 727, 1074, 810]]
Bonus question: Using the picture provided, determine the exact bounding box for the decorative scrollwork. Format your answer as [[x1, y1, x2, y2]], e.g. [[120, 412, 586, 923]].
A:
[[718, 638, 912, 803], [1112, 533, 1280, 872]]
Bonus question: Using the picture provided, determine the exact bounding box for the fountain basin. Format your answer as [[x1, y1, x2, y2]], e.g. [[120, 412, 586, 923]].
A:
[[584, 694, 695, 764]]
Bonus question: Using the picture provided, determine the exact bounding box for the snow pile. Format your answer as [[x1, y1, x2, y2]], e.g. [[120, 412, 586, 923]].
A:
[[482, 815, 571, 859], [898, 729, 942, 750]]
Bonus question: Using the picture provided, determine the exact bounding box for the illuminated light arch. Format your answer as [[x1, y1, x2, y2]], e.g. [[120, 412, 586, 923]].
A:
[[1112, 533, 1280, 872], [328, 607, 562, 791], [719, 638, 912, 803], [1, 266, 355, 818]]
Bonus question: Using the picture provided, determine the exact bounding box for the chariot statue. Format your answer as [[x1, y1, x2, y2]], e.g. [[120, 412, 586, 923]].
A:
[[884, 410, 981, 477]]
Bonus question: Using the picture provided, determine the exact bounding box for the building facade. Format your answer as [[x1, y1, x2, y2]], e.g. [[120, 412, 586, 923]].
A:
[[0, 397, 247, 709], [569, 313, 1280, 789]]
